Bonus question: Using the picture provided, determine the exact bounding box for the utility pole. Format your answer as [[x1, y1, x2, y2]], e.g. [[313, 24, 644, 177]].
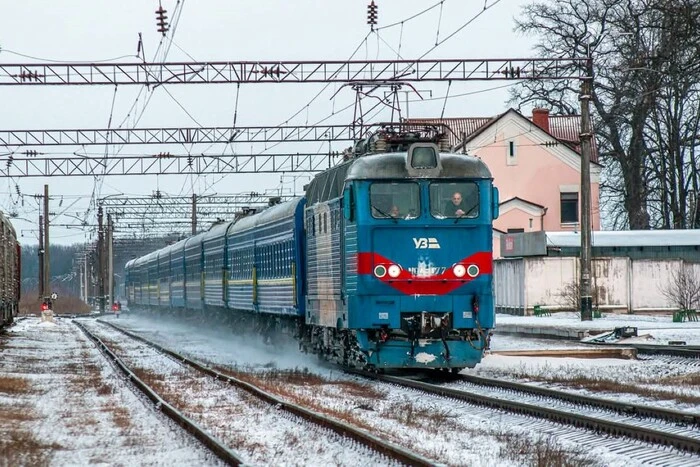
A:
[[84, 256, 89, 305], [43, 184, 51, 300], [38, 215, 44, 299], [98, 206, 105, 314], [107, 213, 114, 308], [579, 53, 594, 321], [191, 194, 197, 235]]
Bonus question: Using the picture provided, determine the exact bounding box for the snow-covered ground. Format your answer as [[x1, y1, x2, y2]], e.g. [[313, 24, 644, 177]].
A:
[[99, 312, 699, 466], [0, 317, 224, 466], [80, 319, 400, 466], [496, 312, 700, 345]]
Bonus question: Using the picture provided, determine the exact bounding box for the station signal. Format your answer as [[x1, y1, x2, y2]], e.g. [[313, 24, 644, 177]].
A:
[[367, 1, 378, 31], [156, 5, 169, 36]]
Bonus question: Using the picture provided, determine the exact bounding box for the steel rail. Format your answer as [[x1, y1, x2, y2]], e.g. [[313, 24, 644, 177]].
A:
[[348, 370, 700, 455], [96, 319, 435, 467], [73, 320, 246, 466], [453, 373, 700, 426]]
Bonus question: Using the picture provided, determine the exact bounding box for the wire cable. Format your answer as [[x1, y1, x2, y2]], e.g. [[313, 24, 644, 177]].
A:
[[0, 49, 136, 63], [376, 0, 446, 31]]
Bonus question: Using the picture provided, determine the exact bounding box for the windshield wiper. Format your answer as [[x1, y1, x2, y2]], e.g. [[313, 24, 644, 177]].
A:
[[372, 205, 398, 223], [454, 205, 478, 224]]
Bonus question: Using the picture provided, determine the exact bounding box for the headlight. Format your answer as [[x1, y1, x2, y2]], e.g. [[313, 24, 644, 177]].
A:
[[453, 264, 466, 278], [388, 264, 401, 278], [467, 264, 480, 278], [374, 265, 387, 278]]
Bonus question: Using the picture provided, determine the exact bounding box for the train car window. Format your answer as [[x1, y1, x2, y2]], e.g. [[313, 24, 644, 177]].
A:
[[430, 182, 480, 219], [369, 182, 420, 220]]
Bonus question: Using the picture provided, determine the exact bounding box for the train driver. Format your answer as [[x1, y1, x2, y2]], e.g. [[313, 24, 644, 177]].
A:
[[443, 191, 468, 217], [389, 205, 400, 218]]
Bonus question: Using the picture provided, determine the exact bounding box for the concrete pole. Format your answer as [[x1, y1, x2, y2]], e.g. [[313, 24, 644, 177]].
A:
[[44, 184, 50, 299], [84, 256, 89, 304], [579, 55, 594, 321], [38, 215, 44, 299], [108, 213, 114, 308], [98, 206, 105, 314], [191, 194, 197, 235]]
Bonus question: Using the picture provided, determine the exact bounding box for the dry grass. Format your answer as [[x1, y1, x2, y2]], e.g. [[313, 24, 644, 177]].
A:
[[497, 432, 601, 467], [0, 406, 37, 423], [381, 402, 458, 432], [0, 376, 31, 394], [0, 431, 62, 467], [656, 373, 700, 387], [229, 371, 376, 431], [105, 405, 132, 430]]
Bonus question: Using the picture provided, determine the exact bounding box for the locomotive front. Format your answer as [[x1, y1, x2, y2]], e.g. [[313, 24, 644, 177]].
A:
[[342, 143, 499, 370]]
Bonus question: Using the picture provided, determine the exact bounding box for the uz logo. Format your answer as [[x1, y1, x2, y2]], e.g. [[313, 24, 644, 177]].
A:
[[413, 237, 440, 249]]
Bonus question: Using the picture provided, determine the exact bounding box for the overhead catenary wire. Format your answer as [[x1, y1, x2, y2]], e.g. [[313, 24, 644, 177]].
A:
[[376, 0, 447, 31]]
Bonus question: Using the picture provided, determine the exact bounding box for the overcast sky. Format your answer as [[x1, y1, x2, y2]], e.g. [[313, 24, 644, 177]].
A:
[[0, 0, 535, 245]]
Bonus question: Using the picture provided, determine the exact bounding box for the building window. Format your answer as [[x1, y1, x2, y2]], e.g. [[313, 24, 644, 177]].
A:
[[506, 139, 517, 166], [560, 192, 579, 223], [507, 228, 525, 233]]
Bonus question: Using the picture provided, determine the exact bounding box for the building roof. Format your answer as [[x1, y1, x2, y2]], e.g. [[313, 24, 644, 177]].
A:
[[546, 230, 700, 248], [500, 196, 546, 210], [406, 109, 598, 162]]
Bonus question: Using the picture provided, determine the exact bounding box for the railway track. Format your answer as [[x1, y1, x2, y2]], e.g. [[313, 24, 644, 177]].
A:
[[349, 369, 700, 464], [450, 373, 700, 426], [77, 319, 433, 467]]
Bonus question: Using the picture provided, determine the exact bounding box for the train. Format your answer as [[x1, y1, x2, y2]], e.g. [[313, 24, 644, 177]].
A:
[[125, 125, 499, 371], [0, 212, 21, 329]]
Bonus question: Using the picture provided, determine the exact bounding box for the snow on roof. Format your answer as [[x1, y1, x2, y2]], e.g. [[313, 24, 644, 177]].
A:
[[546, 230, 700, 248]]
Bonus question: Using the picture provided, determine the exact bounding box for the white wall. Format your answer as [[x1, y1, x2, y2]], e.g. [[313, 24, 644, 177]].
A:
[[495, 256, 698, 314]]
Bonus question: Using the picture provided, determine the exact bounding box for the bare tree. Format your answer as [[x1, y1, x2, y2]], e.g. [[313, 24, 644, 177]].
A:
[[511, 0, 700, 230], [557, 280, 599, 312], [661, 264, 700, 310]]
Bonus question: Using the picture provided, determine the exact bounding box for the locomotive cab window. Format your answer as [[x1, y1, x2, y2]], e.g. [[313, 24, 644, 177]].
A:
[[430, 182, 480, 219], [369, 182, 420, 220]]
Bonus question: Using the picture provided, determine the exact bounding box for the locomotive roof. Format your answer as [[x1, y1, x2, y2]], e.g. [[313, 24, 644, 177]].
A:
[[345, 152, 492, 180]]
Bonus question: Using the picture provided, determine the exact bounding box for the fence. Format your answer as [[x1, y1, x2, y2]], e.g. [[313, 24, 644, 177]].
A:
[[494, 256, 700, 315]]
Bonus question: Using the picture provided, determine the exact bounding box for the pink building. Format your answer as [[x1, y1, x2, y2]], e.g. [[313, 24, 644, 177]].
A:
[[409, 109, 602, 257]]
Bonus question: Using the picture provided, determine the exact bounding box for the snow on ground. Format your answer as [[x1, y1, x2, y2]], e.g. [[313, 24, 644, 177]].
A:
[[0, 317, 224, 466], [81, 319, 399, 467], [97, 312, 698, 466], [496, 312, 700, 345]]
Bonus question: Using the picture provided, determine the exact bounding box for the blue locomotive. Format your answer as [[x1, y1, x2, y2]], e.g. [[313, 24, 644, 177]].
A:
[[126, 125, 499, 370]]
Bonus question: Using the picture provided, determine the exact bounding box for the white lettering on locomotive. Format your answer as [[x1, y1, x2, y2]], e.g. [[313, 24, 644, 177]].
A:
[[412, 237, 440, 249]]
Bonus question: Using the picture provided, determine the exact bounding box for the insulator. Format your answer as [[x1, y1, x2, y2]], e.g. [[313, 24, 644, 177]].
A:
[[374, 137, 387, 153], [155, 6, 169, 36], [367, 1, 378, 30]]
